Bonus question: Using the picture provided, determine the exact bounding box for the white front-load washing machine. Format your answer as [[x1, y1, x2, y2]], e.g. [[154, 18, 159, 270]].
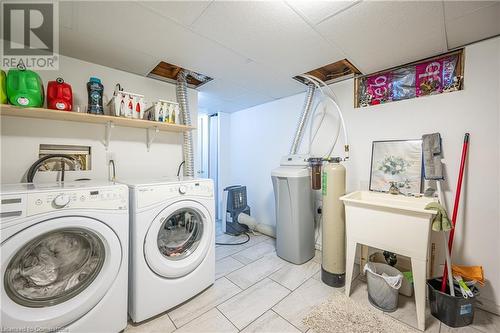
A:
[[124, 178, 215, 323], [0, 181, 129, 333]]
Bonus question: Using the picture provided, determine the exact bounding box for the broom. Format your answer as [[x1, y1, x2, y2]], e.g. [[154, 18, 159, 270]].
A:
[[440, 133, 469, 293]]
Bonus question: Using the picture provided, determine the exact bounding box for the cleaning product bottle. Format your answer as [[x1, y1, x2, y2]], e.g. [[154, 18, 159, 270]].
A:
[[47, 78, 73, 111], [112, 84, 124, 117], [137, 96, 145, 119], [174, 104, 180, 124], [125, 95, 133, 118], [168, 103, 175, 123], [161, 102, 169, 122], [1, 70, 7, 104], [6, 66, 44, 107], [154, 102, 163, 122], [87, 77, 104, 114], [132, 95, 141, 119]]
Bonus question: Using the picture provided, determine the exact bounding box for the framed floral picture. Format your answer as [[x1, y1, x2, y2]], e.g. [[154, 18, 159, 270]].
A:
[[369, 140, 423, 195]]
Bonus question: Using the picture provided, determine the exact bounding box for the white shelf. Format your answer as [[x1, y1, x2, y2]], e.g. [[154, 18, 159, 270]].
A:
[[0, 104, 194, 150]]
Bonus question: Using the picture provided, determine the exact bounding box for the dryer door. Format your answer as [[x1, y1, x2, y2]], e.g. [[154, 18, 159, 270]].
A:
[[1, 216, 122, 330], [144, 200, 213, 278]]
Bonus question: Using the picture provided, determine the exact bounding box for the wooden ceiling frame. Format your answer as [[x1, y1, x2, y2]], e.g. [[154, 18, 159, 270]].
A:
[[148, 61, 213, 88], [294, 59, 362, 85]]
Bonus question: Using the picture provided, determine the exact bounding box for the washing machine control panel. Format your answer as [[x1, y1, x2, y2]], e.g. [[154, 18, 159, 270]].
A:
[[26, 187, 128, 215], [137, 180, 213, 209]]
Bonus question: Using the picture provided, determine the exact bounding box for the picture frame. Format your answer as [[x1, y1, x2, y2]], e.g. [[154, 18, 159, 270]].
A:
[[369, 139, 423, 195]]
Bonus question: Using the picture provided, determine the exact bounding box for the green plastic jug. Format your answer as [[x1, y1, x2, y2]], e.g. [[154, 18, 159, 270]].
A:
[[6, 68, 44, 107], [0, 70, 6, 104]]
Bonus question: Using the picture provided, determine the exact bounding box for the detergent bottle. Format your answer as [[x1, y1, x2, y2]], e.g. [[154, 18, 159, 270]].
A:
[[47, 78, 73, 111], [6, 66, 44, 107], [87, 77, 104, 114], [0, 70, 7, 104]]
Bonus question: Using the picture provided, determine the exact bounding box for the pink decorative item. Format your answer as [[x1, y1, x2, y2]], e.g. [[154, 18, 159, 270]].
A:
[[366, 72, 392, 105], [416, 59, 444, 96]]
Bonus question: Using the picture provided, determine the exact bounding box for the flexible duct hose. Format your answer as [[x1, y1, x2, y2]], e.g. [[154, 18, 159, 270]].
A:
[[290, 83, 316, 155], [176, 70, 195, 177], [298, 74, 350, 159], [26, 154, 77, 183]]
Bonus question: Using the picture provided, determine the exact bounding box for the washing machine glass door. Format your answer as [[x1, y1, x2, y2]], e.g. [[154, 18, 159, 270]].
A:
[[145, 200, 213, 278], [5, 228, 105, 307], [1, 216, 122, 330]]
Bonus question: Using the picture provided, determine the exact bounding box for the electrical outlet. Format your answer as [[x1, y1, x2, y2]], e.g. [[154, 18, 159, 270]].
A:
[[314, 199, 322, 221]]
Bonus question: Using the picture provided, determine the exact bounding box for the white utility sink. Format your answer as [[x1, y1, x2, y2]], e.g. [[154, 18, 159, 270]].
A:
[[341, 190, 436, 214], [340, 191, 437, 331]]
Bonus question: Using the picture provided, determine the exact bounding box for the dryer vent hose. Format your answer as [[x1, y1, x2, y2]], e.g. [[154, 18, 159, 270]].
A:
[[290, 83, 316, 155], [237, 213, 276, 238], [176, 70, 195, 177]]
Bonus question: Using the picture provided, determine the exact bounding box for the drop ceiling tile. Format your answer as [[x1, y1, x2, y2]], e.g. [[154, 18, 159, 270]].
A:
[[198, 89, 275, 114], [443, 1, 498, 21], [230, 90, 274, 106], [198, 93, 227, 110], [445, 2, 500, 49], [60, 1, 75, 29], [197, 95, 241, 114], [316, 1, 447, 74], [58, 1, 338, 115], [213, 60, 306, 99], [191, 1, 345, 75], [137, 1, 212, 26], [220, 97, 272, 113], [197, 79, 253, 101], [286, 0, 360, 25], [60, 29, 160, 77], [61, 2, 249, 80]]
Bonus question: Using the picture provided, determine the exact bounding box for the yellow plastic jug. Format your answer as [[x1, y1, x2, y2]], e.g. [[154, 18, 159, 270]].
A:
[[0, 70, 6, 104]]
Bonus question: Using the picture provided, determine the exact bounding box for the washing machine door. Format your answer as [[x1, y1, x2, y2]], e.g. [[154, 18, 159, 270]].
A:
[[144, 200, 213, 278], [1, 216, 122, 330]]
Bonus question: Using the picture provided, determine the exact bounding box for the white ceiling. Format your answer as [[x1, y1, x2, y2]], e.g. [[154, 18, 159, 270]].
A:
[[59, 1, 500, 114]]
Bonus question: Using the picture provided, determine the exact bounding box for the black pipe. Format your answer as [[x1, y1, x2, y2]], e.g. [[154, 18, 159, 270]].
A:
[[27, 154, 76, 183]]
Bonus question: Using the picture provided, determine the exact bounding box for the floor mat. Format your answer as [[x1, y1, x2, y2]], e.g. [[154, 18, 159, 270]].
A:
[[302, 291, 418, 333]]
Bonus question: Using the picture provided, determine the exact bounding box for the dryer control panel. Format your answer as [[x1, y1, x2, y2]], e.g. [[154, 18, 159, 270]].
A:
[[26, 187, 128, 216], [136, 180, 213, 209]]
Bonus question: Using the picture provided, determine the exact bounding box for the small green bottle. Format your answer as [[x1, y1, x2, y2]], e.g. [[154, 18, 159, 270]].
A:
[[6, 66, 44, 107], [0, 70, 7, 104]]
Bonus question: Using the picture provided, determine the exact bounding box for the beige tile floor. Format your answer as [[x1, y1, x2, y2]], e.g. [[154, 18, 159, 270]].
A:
[[125, 229, 500, 333]]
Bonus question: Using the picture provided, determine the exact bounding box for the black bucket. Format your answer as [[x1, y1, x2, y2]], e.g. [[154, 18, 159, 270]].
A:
[[427, 278, 479, 328]]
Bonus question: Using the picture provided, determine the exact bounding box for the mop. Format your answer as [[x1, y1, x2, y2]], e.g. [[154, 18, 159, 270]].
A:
[[422, 133, 455, 296], [426, 134, 483, 297]]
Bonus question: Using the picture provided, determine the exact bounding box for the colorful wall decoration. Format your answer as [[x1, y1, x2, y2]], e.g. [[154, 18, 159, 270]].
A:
[[356, 49, 464, 108]]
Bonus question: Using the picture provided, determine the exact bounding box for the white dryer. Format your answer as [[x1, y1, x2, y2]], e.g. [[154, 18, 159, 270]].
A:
[[125, 178, 215, 323], [0, 181, 128, 333]]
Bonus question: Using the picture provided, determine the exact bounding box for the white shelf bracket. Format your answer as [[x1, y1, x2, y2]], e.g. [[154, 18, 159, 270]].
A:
[[104, 121, 114, 151], [147, 127, 159, 152]]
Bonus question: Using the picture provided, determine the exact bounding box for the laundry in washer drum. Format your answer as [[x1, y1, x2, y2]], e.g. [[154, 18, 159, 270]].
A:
[[4, 229, 105, 307]]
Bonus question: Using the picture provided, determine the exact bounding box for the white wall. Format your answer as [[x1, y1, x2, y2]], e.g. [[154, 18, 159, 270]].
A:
[[217, 112, 232, 218], [1, 55, 198, 183], [227, 37, 500, 312]]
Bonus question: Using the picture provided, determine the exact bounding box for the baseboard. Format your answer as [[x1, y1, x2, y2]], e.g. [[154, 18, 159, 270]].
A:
[[477, 296, 500, 316]]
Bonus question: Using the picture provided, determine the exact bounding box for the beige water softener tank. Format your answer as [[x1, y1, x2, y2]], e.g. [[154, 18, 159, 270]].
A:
[[321, 160, 346, 287]]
